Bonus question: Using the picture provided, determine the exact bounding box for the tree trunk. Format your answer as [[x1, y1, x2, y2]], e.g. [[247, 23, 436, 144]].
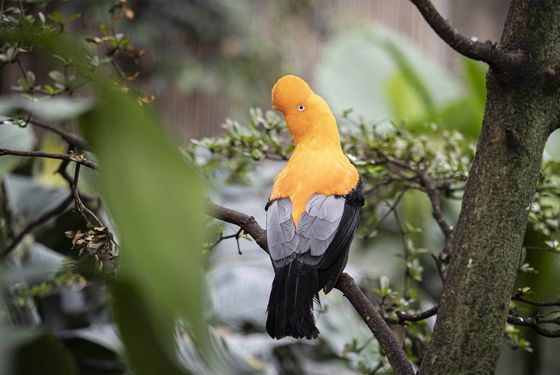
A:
[[420, 1, 560, 374]]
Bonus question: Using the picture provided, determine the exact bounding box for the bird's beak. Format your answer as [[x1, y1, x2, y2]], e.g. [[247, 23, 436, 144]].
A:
[[272, 103, 279, 111]]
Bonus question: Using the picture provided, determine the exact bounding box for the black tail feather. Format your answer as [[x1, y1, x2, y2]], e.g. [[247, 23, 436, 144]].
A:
[[266, 261, 320, 339]]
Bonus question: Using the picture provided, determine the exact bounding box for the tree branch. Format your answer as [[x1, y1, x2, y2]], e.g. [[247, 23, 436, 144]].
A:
[[69, 163, 103, 227], [408, 0, 504, 67], [507, 315, 560, 338], [28, 119, 89, 150], [335, 273, 415, 375], [0, 148, 96, 169], [512, 292, 560, 307], [395, 304, 439, 324], [210, 202, 268, 252], [208, 201, 414, 375], [2, 194, 74, 257]]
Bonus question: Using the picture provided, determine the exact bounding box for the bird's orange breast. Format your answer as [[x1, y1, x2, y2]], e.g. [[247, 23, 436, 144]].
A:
[[270, 142, 359, 225]]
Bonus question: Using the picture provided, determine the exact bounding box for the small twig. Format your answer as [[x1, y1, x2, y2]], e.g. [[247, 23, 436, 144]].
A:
[[15, 57, 27, 79], [2, 195, 73, 257], [369, 361, 385, 375], [395, 305, 439, 323], [70, 164, 103, 227], [27, 118, 89, 150], [0, 148, 96, 169], [392, 203, 410, 294], [210, 202, 268, 253], [507, 314, 560, 338], [512, 292, 560, 307], [208, 227, 244, 255], [525, 245, 560, 255], [375, 150, 452, 240], [371, 189, 408, 232]]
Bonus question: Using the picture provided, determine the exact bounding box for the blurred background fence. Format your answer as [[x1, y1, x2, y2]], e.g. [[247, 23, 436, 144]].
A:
[[1, 0, 509, 141]]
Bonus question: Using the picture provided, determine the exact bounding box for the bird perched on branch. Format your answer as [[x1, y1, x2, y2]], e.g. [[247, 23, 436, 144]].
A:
[[265, 75, 364, 339]]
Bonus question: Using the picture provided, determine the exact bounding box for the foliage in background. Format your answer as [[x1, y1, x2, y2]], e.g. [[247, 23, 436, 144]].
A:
[[191, 29, 560, 372], [0, 1, 210, 374]]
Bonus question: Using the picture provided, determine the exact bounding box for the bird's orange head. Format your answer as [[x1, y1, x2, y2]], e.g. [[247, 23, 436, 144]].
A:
[[271, 74, 339, 145]]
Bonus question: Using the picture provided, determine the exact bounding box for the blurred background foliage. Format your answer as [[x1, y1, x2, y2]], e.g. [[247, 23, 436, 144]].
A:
[[0, 0, 559, 374]]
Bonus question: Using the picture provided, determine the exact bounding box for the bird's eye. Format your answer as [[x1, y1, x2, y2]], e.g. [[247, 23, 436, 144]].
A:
[[297, 104, 305, 111]]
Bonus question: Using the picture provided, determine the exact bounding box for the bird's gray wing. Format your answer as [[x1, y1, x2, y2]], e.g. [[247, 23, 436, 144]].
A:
[[295, 194, 346, 265], [266, 199, 298, 267]]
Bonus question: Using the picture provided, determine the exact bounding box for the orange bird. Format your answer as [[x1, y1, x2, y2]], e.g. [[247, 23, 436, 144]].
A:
[[265, 75, 364, 339]]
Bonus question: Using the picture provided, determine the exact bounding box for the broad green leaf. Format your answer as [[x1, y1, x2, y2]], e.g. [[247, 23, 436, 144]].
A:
[[0, 123, 36, 180], [3, 175, 69, 232], [386, 71, 427, 123], [463, 58, 487, 106], [80, 84, 207, 368], [35, 134, 67, 188], [21, 97, 93, 123], [110, 281, 185, 375], [315, 24, 462, 124], [11, 332, 77, 374]]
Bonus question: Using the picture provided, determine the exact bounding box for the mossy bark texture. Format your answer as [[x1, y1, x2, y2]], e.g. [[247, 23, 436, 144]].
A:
[[420, 1, 560, 374]]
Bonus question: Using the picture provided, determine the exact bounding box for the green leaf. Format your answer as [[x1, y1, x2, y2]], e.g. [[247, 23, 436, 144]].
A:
[[315, 25, 463, 125], [0, 121, 36, 180], [19, 97, 93, 122], [80, 84, 208, 364], [110, 281, 186, 374], [386, 71, 427, 122], [48, 11, 65, 24], [11, 332, 77, 374], [48, 70, 66, 84], [463, 58, 487, 106]]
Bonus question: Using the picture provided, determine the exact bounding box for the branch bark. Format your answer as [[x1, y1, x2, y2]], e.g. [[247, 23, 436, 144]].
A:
[[0, 148, 96, 169], [335, 273, 415, 375], [209, 202, 414, 375], [408, 0, 505, 67]]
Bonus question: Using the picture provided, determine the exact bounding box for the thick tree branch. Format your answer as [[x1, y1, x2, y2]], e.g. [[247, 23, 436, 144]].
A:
[[208, 201, 414, 375], [0, 148, 96, 169], [2, 195, 74, 257], [409, 0, 504, 67], [335, 273, 414, 375]]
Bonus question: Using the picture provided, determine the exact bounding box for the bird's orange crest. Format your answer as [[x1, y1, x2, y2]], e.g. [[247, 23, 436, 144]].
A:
[[269, 74, 360, 225]]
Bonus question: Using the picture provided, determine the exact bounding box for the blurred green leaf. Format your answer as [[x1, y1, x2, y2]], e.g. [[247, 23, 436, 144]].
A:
[[315, 25, 462, 124], [22, 97, 93, 123], [111, 280, 186, 374], [463, 58, 487, 106], [12, 332, 77, 374], [0, 122, 36, 180], [386, 72, 427, 122], [81, 84, 207, 366]]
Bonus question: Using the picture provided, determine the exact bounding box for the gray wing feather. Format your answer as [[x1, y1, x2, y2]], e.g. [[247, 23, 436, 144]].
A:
[[296, 195, 345, 257], [266, 199, 298, 261]]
